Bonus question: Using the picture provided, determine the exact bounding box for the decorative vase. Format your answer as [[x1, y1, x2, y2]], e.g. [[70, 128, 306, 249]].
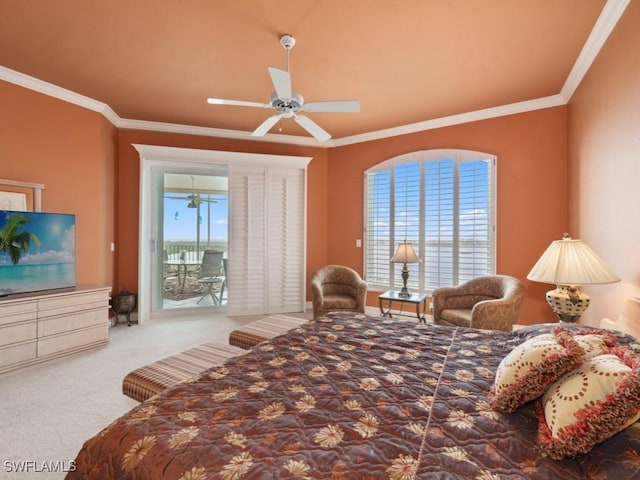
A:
[[110, 290, 137, 327]]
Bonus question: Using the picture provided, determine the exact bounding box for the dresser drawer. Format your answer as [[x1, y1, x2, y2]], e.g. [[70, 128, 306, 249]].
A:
[[38, 290, 109, 319], [38, 308, 107, 337], [0, 340, 37, 369], [0, 300, 38, 326], [37, 324, 109, 357], [0, 320, 37, 347]]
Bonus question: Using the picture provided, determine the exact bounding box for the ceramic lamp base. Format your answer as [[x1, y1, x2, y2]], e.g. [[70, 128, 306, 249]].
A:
[[546, 285, 590, 323]]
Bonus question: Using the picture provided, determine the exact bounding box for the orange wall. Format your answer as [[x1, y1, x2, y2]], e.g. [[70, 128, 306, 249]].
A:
[[567, 1, 640, 326], [0, 81, 117, 289], [2, 76, 567, 325], [327, 107, 568, 324]]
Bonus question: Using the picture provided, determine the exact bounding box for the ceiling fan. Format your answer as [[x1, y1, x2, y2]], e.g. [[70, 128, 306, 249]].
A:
[[207, 34, 360, 142], [165, 177, 219, 208], [165, 193, 218, 208]]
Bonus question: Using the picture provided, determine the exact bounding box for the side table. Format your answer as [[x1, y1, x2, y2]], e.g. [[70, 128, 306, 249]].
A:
[[379, 290, 429, 323]]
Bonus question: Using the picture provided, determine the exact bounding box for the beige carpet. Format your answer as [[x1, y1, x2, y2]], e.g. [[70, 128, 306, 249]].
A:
[[0, 309, 307, 480]]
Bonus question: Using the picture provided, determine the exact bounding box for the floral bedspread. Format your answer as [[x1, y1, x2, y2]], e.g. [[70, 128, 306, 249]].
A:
[[67, 313, 640, 479]]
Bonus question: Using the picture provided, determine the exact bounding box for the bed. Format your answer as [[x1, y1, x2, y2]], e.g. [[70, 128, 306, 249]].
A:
[[67, 312, 640, 479]]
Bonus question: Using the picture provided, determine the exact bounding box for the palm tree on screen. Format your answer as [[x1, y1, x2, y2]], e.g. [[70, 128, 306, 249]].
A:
[[0, 213, 41, 265]]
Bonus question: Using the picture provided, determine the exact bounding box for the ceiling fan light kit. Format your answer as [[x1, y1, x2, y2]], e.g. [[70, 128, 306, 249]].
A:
[[207, 34, 360, 142]]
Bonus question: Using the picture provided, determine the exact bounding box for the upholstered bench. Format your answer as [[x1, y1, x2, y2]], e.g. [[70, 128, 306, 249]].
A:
[[228, 314, 309, 349], [122, 342, 245, 402]]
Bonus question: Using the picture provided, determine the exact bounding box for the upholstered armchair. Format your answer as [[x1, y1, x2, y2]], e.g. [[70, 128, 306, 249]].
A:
[[311, 265, 368, 318], [432, 275, 525, 331]]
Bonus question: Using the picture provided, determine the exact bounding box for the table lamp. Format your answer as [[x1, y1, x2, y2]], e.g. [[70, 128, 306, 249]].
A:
[[527, 233, 620, 323], [391, 241, 420, 297]]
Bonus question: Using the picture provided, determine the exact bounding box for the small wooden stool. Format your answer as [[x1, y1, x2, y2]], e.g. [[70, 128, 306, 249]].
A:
[[228, 315, 309, 349], [122, 342, 245, 402]]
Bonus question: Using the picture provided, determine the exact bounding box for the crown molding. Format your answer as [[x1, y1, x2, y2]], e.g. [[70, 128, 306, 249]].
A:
[[0, 64, 564, 148], [560, 0, 630, 101], [118, 118, 329, 148], [333, 95, 567, 147], [0, 0, 627, 148], [0, 66, 120, 125]]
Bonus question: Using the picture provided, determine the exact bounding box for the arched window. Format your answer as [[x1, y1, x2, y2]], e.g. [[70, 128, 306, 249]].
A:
[[364, 149, 496, 293]]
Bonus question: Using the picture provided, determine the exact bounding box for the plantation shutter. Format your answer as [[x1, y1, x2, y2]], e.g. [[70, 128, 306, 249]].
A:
[[228, 166, 267, 315], [456, 158, 495, 282], [228, 164, 306, 316], [365, 170, 392, 287], [266, 167, 306, 313], [393, 162, 422, 291], [364, 150, 495, 292], [424, 159, 455, 289]]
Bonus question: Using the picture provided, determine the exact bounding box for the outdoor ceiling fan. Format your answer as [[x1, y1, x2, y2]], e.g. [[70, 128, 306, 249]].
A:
[[207, 34, 360, 142], [165, 176, 218, 208], [165, 193, 218, 208]]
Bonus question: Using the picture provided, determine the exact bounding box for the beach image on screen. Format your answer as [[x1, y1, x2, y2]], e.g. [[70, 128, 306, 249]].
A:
[[0, 210, 76, 296]]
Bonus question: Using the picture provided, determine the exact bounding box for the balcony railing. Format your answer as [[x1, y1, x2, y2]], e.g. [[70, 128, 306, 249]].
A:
[[164, 241, 227, 262]]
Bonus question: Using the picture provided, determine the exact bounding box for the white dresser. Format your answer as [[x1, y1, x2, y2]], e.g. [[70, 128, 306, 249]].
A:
[[0, 286, 111, 374]]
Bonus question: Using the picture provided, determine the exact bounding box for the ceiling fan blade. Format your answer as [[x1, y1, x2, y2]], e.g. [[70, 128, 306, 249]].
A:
[[294, 115, 331, 142], [207, 98, 270, 109], [251, 114, 282, 137], [268, 67, 292, 99], [303, 100, 360, 113]]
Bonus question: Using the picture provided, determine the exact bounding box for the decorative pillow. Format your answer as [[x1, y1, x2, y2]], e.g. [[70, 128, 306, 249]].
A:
[[571, 329, 618, 359], [536, 346, 640, 459], [490, 328, 586, 413]]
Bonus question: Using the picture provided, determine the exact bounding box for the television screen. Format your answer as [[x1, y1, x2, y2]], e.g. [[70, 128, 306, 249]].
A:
[[0, 210, 76, 296]]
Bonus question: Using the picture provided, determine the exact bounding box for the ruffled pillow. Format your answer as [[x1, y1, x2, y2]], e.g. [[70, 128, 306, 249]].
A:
[[491, 328, 585, 413], [572, 329, 619, 359], [536, 346, 640, 459]]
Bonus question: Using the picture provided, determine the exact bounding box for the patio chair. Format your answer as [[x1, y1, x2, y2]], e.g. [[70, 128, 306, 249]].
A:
[[196, 250, 225, 304], [162, 249, 178, 290]]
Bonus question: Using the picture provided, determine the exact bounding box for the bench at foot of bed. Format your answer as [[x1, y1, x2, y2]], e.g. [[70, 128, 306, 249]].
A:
[[123, 342, 246, 402], [228, 314, 309, 349]]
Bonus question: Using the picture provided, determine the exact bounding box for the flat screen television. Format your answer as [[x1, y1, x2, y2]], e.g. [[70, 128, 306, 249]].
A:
[[0, 210, 76, 296]]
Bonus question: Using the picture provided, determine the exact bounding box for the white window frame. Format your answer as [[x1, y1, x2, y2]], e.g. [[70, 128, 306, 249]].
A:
[[363, 149, 496, 293]]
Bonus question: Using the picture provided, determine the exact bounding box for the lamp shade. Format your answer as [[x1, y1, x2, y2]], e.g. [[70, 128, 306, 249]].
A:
[[527, 234, 620, 286], [391, 241, 420, 264]]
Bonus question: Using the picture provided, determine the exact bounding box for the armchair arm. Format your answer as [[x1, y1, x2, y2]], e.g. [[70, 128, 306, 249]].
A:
[[472, 297, 520, 332], [311, 278, 325, 317], [353, 278, 368, 312]]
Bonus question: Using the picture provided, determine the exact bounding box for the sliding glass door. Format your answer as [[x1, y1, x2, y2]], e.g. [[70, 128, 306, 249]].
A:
[[136, 144, 310, 324], [145, 165, 229, 317], [160, 173, 228, 310]]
